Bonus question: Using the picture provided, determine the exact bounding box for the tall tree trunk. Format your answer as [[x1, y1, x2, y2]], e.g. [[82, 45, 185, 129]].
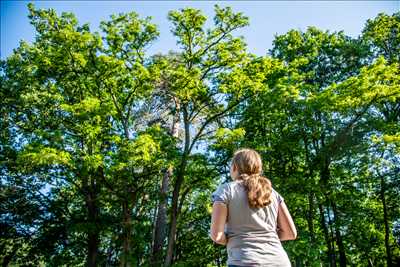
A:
[[303, 135, 316, 244], [331, 200, 347, 267], [318, 150, 336, 267], [165, 106, 189, 267], [151, 167, 172, 265], [80, 140, 100, 267], [164, 164, 186, 266], [120, 120, 137, 267], [379, 173, 392, 267], [307, 192, 315, 243], [121, 200, 133, 267], [151, 99, 180, 265], [318, 204, 335, 267], [86, 180, 99, 267], [327, 205, 337, 267]]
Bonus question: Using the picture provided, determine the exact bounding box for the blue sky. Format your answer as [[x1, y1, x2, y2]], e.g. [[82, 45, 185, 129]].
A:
[[1, 1, 399, 59]]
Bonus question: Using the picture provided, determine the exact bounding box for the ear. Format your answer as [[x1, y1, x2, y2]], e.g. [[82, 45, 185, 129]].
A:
[[232, 163, 237, 171]]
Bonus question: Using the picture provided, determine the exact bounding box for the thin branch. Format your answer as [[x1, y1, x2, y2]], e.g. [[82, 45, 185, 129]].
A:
[[188, 94, 253, 154]]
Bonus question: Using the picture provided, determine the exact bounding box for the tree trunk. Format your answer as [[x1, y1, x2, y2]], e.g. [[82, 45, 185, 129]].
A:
[[331, 200, 346, 267], [318, 204, 335, 267], [151, 100, 180, 266], [318, 151, 336, 267], [304, 136, 316, 244], [379, 173, 392, 267], [121, 200, 133, 267], [120, 119, 137, 267], [164, 168, 185, 266], [165, 106, 189, 267], [151, 167, 172, 265], [86, 185, 99, 267], [307, 192, 315, 243], [326, 205, 337, 267], [80, 144, 100, 267]]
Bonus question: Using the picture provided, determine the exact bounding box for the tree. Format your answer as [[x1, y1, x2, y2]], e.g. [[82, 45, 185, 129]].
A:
[[222, 24, 400, 266], [1, 4, 167, 266], [159, 5, 252, 266], [1, 4, 399, 266]]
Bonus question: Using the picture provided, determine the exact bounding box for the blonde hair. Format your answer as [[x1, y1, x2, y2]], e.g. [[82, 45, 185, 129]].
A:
[[231, 148, 272, 208]]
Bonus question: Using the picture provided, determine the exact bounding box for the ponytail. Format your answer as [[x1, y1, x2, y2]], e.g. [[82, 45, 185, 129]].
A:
[[232, 148, 272, 209], [240, 173, 272, 209]]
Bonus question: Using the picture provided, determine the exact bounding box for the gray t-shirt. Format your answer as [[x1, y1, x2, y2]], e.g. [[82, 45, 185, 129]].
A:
[[211, 180, 291, 266]]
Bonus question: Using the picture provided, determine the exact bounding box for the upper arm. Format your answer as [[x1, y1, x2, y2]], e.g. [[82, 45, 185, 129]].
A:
[[210, 183, 230, 243], [277, 199, 297, 240], [211, 202, 228, 239]]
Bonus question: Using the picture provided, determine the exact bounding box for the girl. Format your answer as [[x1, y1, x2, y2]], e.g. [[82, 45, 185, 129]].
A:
[[210, 148, 296, 267]]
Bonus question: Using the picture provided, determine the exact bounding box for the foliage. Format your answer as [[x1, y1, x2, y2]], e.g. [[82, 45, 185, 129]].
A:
[[1, 4, 399, 267]]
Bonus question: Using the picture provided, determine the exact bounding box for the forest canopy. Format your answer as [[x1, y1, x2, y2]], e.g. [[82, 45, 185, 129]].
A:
[[1, 3, 400, 267]]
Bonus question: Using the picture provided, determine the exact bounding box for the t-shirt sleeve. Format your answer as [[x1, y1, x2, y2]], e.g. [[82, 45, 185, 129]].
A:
[[211, 182, 231, 205], [273, 188, 284, 204]]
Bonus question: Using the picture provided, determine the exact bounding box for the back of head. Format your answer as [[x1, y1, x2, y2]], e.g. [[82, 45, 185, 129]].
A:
[[232, 148, 272, 209]]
